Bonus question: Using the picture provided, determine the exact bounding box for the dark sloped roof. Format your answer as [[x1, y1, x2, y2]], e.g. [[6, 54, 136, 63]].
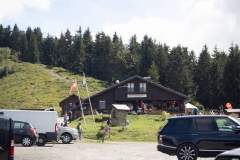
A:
[[59, 94, 82, 104], [83, 75, 190, 102]]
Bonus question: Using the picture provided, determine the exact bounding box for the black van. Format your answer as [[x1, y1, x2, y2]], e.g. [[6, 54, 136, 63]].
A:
[[0, 116, 14, 160]]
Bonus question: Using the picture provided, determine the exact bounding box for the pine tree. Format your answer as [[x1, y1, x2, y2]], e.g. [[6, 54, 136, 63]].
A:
[[3, 25, 11, 48], [19, 31, 28, 62], [29, 34, 40, 63], [223, 43, 240, 108], [25, 27, 40, 63], [148, 61, 159, 83], [57, 29, 73, 70], [195, 45, 212, 109], [83, 28, 94, 76], [0, 24, 5, 47], [165, 45, 190, 94], [140, 35, 156, 76], [187, 50, 197, 101], [210, 46, 227, 107], [42, 34, 58, 65], [10, 24, 21, 52], [33, 27, 43, 62], [71, 27, 85, 73], [108, 32, 125, 83], [155, 43, 168, 85], [125, 34, 141, 78]]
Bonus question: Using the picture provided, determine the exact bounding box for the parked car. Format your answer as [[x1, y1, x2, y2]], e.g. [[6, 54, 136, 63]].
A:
[[236, 118, 240, 122], [56, 125, 79, 144], [0, 110, 58, 146], [0, 116, 14, 160], [215, 147, 240, 160], [14, 120, 38, 147], [157, 115, 240, 160]]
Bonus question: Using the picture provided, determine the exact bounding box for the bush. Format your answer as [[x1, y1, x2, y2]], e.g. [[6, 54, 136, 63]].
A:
[[161, 111, 170, 121]]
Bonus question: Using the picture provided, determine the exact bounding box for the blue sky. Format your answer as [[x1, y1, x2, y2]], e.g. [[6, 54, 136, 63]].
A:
[[1, 0, 240, 56]]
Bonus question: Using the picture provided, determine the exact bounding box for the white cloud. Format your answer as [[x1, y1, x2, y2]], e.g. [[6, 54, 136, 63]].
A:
[[0, 0, 53, 23], [103, 0, 240, 54]]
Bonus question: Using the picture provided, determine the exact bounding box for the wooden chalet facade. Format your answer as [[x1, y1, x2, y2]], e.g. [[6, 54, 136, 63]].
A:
[[59, 75, 190, 117], [59, 94, 82, 118]]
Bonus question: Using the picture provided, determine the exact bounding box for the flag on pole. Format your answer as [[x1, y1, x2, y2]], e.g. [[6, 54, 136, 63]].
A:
[[81, 73, 86, 91], [82, 73, 86, 85], [68, 79, 77, 96]]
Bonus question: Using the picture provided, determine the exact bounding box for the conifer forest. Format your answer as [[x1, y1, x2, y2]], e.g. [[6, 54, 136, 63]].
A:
[[0, 24, 240, 110]]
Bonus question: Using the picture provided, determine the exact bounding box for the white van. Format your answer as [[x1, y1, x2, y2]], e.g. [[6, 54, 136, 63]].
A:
[[0, 110, 58, 146]]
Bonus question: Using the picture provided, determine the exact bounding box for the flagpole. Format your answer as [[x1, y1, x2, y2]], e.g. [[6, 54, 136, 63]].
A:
[[83, 73, 96, 128], [76, 79, 87, 129]]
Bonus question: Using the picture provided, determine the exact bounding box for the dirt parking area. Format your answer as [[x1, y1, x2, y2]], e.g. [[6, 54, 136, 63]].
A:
[[15, 141, 215, 160]]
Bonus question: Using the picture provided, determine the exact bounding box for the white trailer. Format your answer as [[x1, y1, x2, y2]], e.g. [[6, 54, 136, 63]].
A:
[[0, 110, 58, 146]]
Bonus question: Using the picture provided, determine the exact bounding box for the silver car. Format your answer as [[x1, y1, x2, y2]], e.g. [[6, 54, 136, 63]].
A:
[[215, 147, 240, 160], [56, 125, 79, 144]]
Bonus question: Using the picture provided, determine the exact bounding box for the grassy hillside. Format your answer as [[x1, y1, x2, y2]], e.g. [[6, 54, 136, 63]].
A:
[[0, 61, 108, 113]]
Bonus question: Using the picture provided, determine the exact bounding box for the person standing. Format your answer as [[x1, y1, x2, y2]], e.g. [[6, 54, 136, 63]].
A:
[[68, 110, 72, 123], [141, 101, 145, 114], [193, 107, 198, 115], [76, 122, 82, 140], [64, 112, 67, 122]]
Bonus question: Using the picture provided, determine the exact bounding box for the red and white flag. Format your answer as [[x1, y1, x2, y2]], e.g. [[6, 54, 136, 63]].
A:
[[68, 79, 77, 96]]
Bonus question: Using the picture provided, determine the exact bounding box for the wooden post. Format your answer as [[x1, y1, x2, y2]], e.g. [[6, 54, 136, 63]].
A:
[[102, 133, 105, 142]]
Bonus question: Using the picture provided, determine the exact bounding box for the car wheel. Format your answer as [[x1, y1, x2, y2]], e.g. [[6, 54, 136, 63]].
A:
[[36, 135, 47, 146], [62, 133, 72, 144], [177, 143, 198, 160], [21, 136, 33, 147]]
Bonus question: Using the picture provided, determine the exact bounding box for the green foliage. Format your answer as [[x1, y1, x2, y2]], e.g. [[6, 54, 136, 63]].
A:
[[0, 62, 107, 110], [195, 45, 212, 108], [1, 23, 240, 109], [68, 114, 167, 142], [161, 111, 170, 121], [148, 61, 159, 83], [0, 47, 20, 77], [223, 44, 240, 107]]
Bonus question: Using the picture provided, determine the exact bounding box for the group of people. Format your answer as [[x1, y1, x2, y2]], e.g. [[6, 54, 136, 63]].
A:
[[63, 111, 82, 140], [128, 101, 155, 115], [63, 111, 73, 127]]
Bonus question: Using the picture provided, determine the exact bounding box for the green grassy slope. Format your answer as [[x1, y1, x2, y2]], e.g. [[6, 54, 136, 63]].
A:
[[0, 62, 108, 112]]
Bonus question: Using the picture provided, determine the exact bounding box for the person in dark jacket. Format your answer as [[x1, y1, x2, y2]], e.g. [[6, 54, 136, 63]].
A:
[[68, 110, 72, 123]]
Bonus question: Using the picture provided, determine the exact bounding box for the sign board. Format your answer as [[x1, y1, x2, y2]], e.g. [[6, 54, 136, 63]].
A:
[[127, 94, 147, 98]]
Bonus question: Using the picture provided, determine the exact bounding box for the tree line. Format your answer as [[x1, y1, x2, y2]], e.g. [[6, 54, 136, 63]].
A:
[[0, 24, 240, 110]]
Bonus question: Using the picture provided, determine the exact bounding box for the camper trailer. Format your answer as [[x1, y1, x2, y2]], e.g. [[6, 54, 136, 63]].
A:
[[0, 110, 58, 146]]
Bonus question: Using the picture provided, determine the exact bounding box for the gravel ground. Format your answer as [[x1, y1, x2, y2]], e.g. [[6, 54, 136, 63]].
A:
[[15, 140, 215, 160]]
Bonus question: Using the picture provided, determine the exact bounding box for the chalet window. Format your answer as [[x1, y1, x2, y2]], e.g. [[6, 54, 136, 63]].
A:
[[140, 83, 146, 92], [99, 100, 106, 109], [69, 103, 73, 107], [127, 83, 134, 92]]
